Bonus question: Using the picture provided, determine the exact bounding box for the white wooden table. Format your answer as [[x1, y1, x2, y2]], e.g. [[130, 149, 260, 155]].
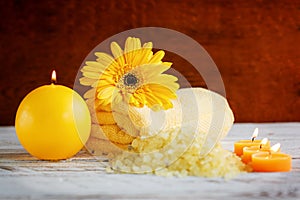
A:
[[0, 123, 299, 199]]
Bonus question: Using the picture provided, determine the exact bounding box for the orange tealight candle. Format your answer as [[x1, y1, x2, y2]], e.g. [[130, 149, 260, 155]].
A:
[[234, 128, 268, 156], [241, 138, 271, 164], [251, 143, 291, 172]]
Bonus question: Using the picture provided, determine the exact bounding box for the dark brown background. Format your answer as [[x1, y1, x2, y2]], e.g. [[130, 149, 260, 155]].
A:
[[0, 0, 299, 125]]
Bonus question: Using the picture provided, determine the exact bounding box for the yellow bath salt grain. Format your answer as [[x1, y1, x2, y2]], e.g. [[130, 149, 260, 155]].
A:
[[165, 144, 246, 179], [131, 128, 178, 153], [108, 124, 246, 178], [106, 88, 244, 178], [109, 143, 246, 179], [109, 126, 204, 171]]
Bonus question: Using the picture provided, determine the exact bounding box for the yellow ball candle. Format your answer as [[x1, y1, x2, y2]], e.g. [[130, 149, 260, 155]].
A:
[[15, 70, 91, 160]]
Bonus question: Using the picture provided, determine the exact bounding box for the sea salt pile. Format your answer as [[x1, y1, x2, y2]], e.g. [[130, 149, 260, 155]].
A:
[[108, 124, 246, 179], [105, 88, 247, 178]]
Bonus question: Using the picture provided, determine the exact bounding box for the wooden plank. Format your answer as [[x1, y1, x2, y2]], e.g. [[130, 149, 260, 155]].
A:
[[0, 123, 299, 199]]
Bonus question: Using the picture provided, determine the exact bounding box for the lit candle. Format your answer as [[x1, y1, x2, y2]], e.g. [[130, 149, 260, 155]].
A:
[[15, 70, 91, 160], [251, 143, 291, 172], [234, 128, 270, 156], [241, 138, 272, 164]]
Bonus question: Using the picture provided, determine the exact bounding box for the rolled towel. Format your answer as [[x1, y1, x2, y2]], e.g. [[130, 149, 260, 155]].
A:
[[113, 87, 234, 156], [112, 112, 141, 137], [86, 98, 112, 112], [84, 98, 136, 153], [90, 124, 135, 145], [91, 111, 116, 125], [85, 137, 128, 155]]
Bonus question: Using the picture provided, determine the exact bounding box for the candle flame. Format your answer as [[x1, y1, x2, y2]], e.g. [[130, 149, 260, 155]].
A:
[[261, 138, 268, 145], [270, 143, 280, 152], [259, 138, 268, 149], [51, 70, 57, 83], [251, 128, 259, 141]]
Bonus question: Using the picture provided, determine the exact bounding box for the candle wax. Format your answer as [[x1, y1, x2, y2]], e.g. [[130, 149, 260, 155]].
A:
[[234, 140, 270, 156], [251, 152, 291, 172], [242, 146, 274, 164], [15, 84, 91, 160]]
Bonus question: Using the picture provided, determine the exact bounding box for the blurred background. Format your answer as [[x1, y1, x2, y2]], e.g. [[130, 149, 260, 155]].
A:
[[0, 0, 299, 125]]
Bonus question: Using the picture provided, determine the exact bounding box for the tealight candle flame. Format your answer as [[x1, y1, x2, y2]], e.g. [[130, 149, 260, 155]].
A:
[[260, 138, 268, 149], [270, 143, 281, 152], [251, 128, 259, 142], [51, 70, 57, 84]]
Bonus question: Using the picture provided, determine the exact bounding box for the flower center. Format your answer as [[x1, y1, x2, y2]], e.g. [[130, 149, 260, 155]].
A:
[[124, 73, 138, 86]]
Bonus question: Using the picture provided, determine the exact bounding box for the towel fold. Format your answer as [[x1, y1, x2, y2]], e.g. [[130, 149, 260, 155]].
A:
[[84, 87, 234, 157], [112, 88, 234, 156], [90, 123, 134, 144], [85, 137, 128, 155]]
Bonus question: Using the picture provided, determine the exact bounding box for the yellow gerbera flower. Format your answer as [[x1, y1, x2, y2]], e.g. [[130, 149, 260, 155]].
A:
[[80, 37, 179, 110]]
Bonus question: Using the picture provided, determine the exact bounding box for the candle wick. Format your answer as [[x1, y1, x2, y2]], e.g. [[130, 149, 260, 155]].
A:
[[251, 137, 255, 142], [51, 76, 56, 84], [260, 144, 262, 149]]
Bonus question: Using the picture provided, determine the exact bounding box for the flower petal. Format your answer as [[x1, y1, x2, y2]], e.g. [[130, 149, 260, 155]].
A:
[[162, 62, 172, 67], [131, 49, 144, 68], [137, 64, 171, 80], [148, 84, 177, 99], [149, 50, 165, 64], [113, 92, 122, 105], [111, 42, 123, 58], [97, 81, 115, 91], [133, 37, 141, 50], [124, 37, 143, 67], [145, 93, 163, 107], [111, 42, 125, 67], [85, 61, 107, 72], [80, 66, 93, 73], [97, 86, 115, 99], [80, 77, 98, 86], [138, 42, 153, 65], [91, 80, 100, 88], [147, 74, 179, 92], [82, 71, 101, 79], [95, 52, 119, 70], [84, 88, 97, 99], [131, 91, 146, 105], [80, 37, 180, 111], [124, 37, 134, 65], [143, 42, 152, 48]]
